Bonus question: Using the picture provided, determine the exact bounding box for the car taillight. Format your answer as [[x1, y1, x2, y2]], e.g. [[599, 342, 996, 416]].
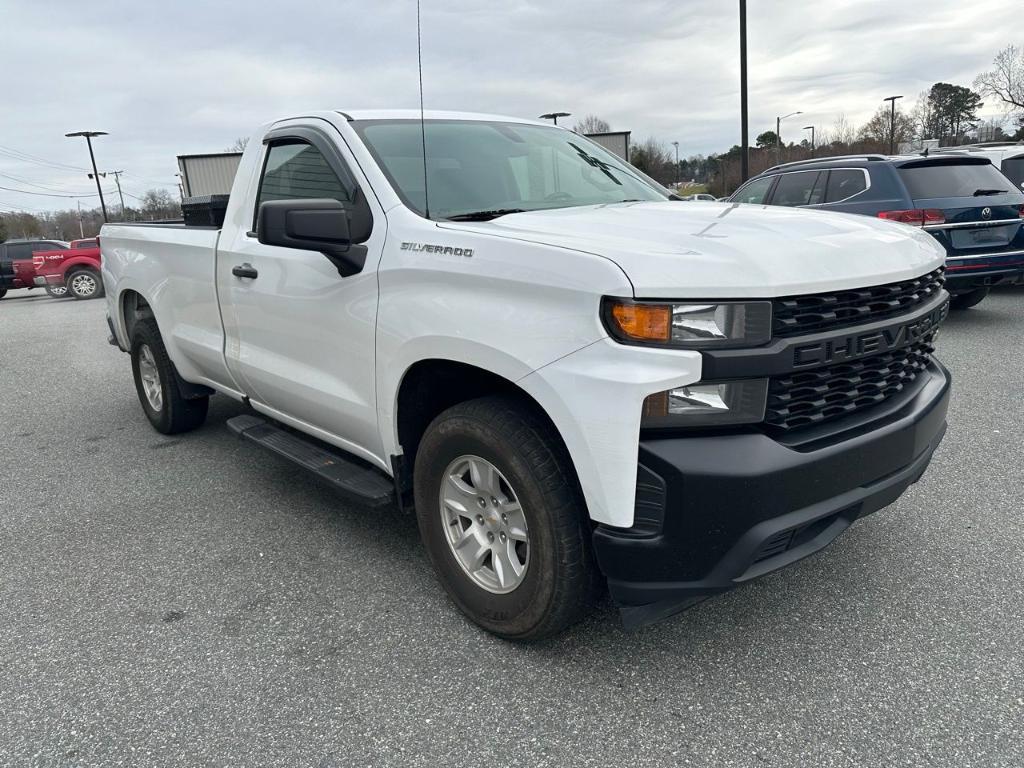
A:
[[877, 209, 946, 226]]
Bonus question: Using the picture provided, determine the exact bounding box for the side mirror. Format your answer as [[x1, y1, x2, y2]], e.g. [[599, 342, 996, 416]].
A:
[[257, 197, 369, 277]]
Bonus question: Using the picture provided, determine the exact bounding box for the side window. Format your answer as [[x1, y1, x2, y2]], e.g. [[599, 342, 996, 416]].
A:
[[731, 176, 774, 205], [7, 243, 35, 260], [825, 169, 868, 203], [256, 140, 354, 215], [771, 171, 823, 207]]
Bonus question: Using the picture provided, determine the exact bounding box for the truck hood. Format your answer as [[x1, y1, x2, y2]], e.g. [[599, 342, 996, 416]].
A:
[[441, 201, 946, 298]]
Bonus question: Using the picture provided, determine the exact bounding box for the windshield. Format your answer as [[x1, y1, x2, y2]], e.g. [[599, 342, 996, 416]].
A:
[[351, 119, 669, 219]]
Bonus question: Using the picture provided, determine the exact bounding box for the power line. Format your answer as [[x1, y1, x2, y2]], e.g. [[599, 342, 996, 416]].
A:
[[0, 144, 90, 172], [0, 198, 51, 213], [0, 171, 99, 194], [0, 184, 117, 199]]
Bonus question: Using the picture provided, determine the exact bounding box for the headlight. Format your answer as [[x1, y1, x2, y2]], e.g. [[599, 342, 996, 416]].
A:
[[603, 298, 772, 348], [641, 379, 768, 428]]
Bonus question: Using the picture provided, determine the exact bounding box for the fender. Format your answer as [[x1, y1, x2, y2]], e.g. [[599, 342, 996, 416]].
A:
[[380, 336, 539, 459]]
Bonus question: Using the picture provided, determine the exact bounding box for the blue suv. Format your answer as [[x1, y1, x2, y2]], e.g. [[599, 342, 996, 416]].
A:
[[729, 154, 1024, 309]]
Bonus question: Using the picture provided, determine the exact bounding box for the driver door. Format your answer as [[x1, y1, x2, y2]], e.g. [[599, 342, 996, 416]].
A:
[[217, 121, 387, 467]]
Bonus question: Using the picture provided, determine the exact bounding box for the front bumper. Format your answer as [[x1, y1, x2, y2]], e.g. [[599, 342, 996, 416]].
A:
[[594, 359, 951, 628], [32, 274, 63, 287]]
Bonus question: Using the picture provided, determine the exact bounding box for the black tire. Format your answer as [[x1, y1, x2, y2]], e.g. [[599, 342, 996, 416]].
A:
[[67, 268, 105, 300], [130, 318, 209, 434], [0, 288, 6, 300], [414, 395, 601, 640], [45, 284, 69, 299], [950, 287, 989, 310]]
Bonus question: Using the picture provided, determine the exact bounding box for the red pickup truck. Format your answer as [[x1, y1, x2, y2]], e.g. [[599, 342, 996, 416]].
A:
[[31, 237, 104, 300], [0, 238, 72, 299]]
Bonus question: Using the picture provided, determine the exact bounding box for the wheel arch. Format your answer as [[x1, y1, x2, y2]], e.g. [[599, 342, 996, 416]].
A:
[[391, 357, 590, 522]]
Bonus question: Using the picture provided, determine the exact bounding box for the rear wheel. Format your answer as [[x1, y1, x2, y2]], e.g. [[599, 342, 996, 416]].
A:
[[130, 318, 209, 434], [67, 269, 104, 300], [950, 287, 989, 310], [45, 284, 69, 298], [414, 395, 601, 640], [0, 289, 6, 300]]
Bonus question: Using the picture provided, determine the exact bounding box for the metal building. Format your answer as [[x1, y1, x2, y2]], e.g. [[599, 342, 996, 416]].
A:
[[176, 152, 243, 198], [584, 131, 631, 162]]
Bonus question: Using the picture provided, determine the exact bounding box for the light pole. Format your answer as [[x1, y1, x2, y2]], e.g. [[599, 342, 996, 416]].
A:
[[66, 130, 109, 222], [671, 141, 680, 186], [883, 95, 903, 154], [739, 0, 749, 182], [803, 125, 815, 156], [775, 111, 802, 166], [539, 112, 571, 126]]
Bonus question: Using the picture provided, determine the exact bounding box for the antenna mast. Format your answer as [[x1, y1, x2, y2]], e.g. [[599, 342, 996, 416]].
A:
[[417, 0, 430, 219]]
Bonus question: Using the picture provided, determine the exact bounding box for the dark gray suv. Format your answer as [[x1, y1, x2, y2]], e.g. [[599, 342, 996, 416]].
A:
[[729, 154, 1024, 309]]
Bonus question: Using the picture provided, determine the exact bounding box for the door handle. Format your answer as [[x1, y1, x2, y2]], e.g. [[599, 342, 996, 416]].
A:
[[232, 263, 258, 279]]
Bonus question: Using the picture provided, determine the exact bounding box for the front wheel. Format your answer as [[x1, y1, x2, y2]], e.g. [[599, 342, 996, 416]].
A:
[[950, 287, 989, 310], [45, 284, 69, 298], [130, 318, 209, 434], [0, 288, 6, 300], [67, 269, 104, 300], [414, 395, 601, 640]]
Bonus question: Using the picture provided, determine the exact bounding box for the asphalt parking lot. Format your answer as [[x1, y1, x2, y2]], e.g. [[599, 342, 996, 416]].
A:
[[1, 289, 1022, 768]]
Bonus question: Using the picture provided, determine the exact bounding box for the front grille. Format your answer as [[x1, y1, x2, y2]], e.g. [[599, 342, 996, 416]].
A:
[[773, 268, 945, 338], [765, 336, 936, 431]]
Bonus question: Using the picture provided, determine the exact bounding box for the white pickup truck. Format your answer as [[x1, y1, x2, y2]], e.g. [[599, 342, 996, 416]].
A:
[[102, 110, 952, 639]]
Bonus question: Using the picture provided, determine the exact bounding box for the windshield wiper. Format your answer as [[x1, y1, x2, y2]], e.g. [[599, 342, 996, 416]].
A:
[[445, 208, 526, 221], [973, 188, 1007, 196]]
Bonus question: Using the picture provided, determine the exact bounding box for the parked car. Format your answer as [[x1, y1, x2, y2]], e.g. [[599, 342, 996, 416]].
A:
[[728, 154, 1024, 309], [102, 110, 950, 639], [0, 239, 70, 299], [31, 238, 104, 300]]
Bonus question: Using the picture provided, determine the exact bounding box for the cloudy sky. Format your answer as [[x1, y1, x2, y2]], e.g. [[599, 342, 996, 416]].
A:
[[0, 0, 1017, 214]]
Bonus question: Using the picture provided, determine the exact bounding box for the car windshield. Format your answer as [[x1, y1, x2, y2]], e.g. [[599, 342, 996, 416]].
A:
[[351, 119, 669, 219]]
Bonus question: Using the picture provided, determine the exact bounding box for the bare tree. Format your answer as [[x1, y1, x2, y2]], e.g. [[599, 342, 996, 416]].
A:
[[911, 91, 935, 139], [226, 137, 249, 152], [858, 105, 916, 145], [573, 115, 611, 134], [629, 138, 674, 184], [140, 189, 181, 220], [825, 113, 856, 147], [974, 45, 1024, 114]]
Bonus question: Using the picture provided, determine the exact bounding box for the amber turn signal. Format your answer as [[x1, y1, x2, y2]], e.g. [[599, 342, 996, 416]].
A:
[[609, 302, 671, 342]]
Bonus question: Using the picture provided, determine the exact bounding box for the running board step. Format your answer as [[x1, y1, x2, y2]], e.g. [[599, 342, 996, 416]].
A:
[[227, 415, 395, 508]]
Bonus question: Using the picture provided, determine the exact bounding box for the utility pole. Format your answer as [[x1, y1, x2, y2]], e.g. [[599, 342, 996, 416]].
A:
[[803, 125, 815, 156], [739, 0, 749, 182], [65, 131, 109, 222], [884, 95, 903, 154], [671, 141, 680, 186], [110, 170, 126, 219], [776, 111, 803, 165]]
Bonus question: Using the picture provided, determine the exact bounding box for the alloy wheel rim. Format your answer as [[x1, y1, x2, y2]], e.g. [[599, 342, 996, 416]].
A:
[[72, 274, 97, 296], [439, 455, 530, 594], [138, 344, 163, 411]]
